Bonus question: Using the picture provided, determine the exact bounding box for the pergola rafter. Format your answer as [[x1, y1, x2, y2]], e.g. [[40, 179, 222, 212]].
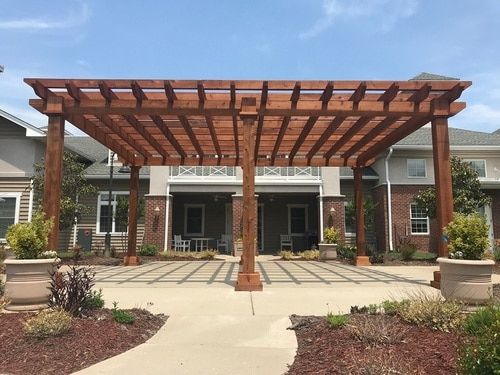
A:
[[26, 77, 470, 291]]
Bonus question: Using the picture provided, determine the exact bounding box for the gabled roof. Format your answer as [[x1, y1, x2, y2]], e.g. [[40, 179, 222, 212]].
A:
[[410, 72, 460, 81], [0, 108, 45, 136], [397, 127, 500, 147]]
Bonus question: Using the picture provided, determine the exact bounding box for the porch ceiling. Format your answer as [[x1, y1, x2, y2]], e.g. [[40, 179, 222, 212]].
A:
[[25, 78, 470, 168]]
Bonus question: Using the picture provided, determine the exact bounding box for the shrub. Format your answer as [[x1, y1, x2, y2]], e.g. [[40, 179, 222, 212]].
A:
[[326, 312, 348, 329], [23, 309, 72, 339], [350, 304, 380, 315], [139, 244, 159, 257], [279, 250, 294, 261], [347, 315, 408, 346], [5, 212, 53, 259], [397, 292, 463, 332], [84, 288, 105, 310], [48, 265, 96, 316], [111, 302, 135, 324], [0, 280, 4, 297], [458, 320, 500, 375], [0, 245, 6, 262], [380, 299, 409, 316], [399, 243, 417, 261], [461, 304, 500, 336], [337, 244, 356, 260], [298, 250, 319, 260], [369, 251, 385, 264], [323, 227, 340, 244], [199, 249, 218, 260], [444, 212, 490, 260]]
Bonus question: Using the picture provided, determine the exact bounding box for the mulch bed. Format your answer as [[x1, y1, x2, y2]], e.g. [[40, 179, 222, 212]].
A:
[[60, 255, 123, 266], [287, 314, 461, 375], [140, 255, 224, 263], [0, 308, 167, 375]]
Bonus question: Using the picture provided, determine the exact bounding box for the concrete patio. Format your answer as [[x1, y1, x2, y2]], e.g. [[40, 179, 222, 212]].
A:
[[74, 258, 469, 375]]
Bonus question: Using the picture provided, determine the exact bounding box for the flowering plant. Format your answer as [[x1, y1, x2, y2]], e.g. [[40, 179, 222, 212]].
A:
[[444, 212, 489, 260], [39, 250, 58, 259]]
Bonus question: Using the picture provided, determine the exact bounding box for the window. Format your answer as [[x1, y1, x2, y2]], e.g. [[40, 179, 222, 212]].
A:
[[288, 205, 308, 235], [344, 201, 355, 236], [410, 203, 429, 234], [407, 159, 426, 178], [465, 160, 486, 178], [184, 204, 205, 236], [97, 192, 129, 234], [0, 193, 21, 241]]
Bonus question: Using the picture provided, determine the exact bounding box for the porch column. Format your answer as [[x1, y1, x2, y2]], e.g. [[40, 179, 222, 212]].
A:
[[353, 167, 370, 266], [431, 117, 453, 257], [235, 97, 263, 291], [124, 166, 140, 265], [43, 113, 65, 251]]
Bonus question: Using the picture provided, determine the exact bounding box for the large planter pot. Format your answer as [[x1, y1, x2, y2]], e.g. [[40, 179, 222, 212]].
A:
[[319, 243, 337, 260], [3, 258, 59, 311], [437, 257, 494, 303], [233, 241, 243, 257]]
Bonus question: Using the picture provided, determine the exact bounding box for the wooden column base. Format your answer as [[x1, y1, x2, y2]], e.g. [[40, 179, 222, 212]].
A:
[[353, 256, 371, 266], [430, 270, 441, 289], [234, 272, 263, 291], [123, 256, 140, 266]]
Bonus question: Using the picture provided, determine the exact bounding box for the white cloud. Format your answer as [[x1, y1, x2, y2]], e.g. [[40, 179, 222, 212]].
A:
[[0, 3, 90, 30], [452, 103, 500, 133], [300, 0, 419, 39]]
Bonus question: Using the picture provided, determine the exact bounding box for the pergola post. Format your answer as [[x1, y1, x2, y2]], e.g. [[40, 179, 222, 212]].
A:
[[431, 117, 453, 257], [353, 167, 370, 266], [235, 98, 263, 291], [43, 114, 65, 251], [124, 165, 140, 265]]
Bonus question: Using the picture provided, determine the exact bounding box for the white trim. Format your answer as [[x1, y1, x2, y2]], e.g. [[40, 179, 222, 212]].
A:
[[96, 191, 129, 235], [464, 159, 487, 178], [28, 179, 34, 221], [287, 204, 309, 236], [0, 108, 45, 137], [410, 203, 429, 235], [184, 204, 205, 237], [0, 192, 22, 242], [407, 159, 427, 178]]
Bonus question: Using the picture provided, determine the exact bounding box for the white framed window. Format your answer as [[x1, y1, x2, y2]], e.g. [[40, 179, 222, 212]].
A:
[[96, 191, 129, 234], [410, 203, 429, 235], [0, 192, 21, 242], [407, 159, 426, 178], [287, 204, 308, 236], [184, 204, 205, 236], [465, 159, 486, 178]]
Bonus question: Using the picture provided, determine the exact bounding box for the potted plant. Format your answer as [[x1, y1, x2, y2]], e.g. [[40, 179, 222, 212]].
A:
[[319, 227, 340, 260], [438, 212, 494, 303], [3, 212, 59, 311]]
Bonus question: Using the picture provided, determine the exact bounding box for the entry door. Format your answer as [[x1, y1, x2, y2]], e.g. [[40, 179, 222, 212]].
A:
[[258, 204, 264, 251]]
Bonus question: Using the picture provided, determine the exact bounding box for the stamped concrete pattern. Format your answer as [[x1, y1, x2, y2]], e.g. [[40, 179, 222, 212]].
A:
[[75, 258, 499, 375]]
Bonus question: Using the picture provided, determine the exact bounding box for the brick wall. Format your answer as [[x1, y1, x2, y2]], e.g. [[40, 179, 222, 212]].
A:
[[143, 195, 170, 250], [372, 185, 388, 251], [321, 196, 345, 241]]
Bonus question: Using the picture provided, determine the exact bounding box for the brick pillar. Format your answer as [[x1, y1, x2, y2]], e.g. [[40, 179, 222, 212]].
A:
[[143, 194, 172, 250], [320, 195, 346, 241], [232, 194, 258, 255]]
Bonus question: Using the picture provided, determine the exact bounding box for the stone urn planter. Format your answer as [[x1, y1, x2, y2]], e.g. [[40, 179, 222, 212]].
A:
[[437, 257, 494, 303], [319, 243, 337, 260], [3, 258, 59, 311]]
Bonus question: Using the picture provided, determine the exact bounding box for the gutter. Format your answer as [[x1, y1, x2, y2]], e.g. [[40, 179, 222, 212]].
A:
[[385, 147, 394, 252]]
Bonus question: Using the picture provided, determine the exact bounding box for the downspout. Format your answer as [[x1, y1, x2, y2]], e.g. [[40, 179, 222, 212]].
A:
[[72, 194, 79, 248], [385, 147, 394, 252], [164, 182, 170, 251], [28, 178, 34, 221], [319, 185, 324, 242]]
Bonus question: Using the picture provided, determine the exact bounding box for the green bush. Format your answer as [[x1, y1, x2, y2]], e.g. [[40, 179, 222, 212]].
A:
[[139, 244, 159, 256], [461, 304, 500, 336], [5, 212, 53, 259], [337, 244, 356, 260], [380, 299, 409, 316], [0, 280, 4, 297], [298, 249, 320, 260], [278, 250, 294, 261], [111, 302, 135, 324], [84, 288, 105, 310], [399, 243, 417, 261], [458, 320, 500, 375], [0, 245, 6, 262], [326, 312, 348, 329], [23, 309, 72, 339], [199, 249, 218, 260], [323, 227, 340, 244], [445, 212, 490, 260]]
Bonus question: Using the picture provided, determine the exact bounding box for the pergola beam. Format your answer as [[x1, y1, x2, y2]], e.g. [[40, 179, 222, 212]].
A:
[[122, 114, 169, 160], [324, 116, 372, 159], [150, 115, 187, 160]]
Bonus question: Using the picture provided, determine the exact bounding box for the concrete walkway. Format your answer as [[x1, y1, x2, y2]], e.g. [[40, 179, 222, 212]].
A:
[[75, 258, 495, 375]]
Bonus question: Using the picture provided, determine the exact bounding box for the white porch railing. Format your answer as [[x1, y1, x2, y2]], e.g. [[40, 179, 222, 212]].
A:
[[256, 167, 320, 180], [170, 166, 237, 180], [169, 166, 321, 181]]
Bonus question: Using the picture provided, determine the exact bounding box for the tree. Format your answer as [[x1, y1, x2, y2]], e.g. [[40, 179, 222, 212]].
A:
[[414, 156, 490, 218], [32, 152, 97, 230]]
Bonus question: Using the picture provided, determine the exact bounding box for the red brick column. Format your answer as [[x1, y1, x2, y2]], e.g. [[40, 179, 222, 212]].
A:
[[320, 196, 346, 242], [143, 195, 172, 250], [232, 194, 258, 255]]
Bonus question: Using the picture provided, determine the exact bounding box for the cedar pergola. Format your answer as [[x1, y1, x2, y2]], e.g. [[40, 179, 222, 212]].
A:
[[26, 78, 470, 291]]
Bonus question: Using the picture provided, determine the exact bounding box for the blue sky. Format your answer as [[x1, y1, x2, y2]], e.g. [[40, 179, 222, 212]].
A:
[[1, 0, 500, 134]]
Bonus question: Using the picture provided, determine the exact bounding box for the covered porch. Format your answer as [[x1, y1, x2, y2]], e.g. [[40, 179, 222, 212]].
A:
[[26, 78, 470, 291]]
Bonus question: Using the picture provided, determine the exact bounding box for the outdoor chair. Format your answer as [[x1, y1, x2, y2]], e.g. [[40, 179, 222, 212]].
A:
[[174, 235, 191, 252], [217, 234, 232, 254], [280, 234, 293, 251]]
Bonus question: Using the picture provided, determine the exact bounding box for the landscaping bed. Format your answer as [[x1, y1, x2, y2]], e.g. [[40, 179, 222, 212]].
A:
[[0, 308, 167, 375], [287, 314, 460, 374]]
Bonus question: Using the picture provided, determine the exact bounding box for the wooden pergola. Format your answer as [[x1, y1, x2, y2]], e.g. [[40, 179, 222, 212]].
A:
[[26, 78, 470, 291]]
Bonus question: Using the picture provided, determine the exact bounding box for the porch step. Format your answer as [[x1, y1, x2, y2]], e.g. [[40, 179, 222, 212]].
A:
[[430, 270, 441, 289]]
